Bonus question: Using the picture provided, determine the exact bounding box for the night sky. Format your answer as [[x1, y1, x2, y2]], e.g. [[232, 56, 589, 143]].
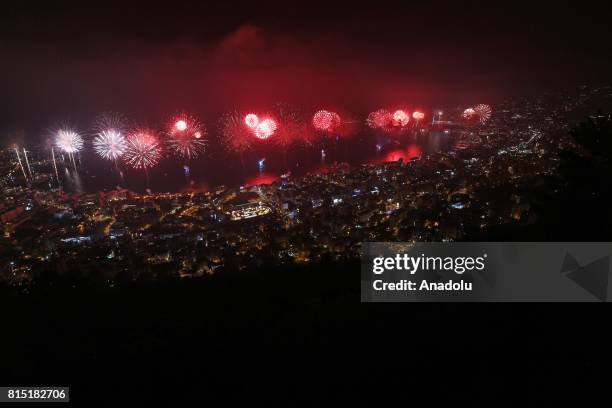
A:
[[2, 1, 611, 140]]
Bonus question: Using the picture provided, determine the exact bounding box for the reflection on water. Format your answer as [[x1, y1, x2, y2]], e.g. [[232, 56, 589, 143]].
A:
[[245, 172, 279, 187], [370, 144, 423, 165], [308, 164, 331, 175]]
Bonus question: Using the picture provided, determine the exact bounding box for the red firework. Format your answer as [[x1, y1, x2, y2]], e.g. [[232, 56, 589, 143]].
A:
[[312, 110, 341, 132], [167, 114, 206, 159], [273, 105, 310, 148], [124, 129, 162, 170], [367, 109, 393, 129], [220, 111, 253, 153], [392, 110, 410, 127], [412, 111, 425, 121], [254, 118, 277, 140]]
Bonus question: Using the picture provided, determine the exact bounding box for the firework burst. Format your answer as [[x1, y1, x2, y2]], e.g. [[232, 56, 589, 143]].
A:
[[92, 112, 127, 161], [124, 129, 162, 170], [392, 110, 410, 127], [12, 145, 28, 181], [93, 130, 127, 161], [473, 104, 492, 124], [55, 127, 84, 154], [244, 113, 259, 129], [367, 109, 393, 130], [167, 114, 207, 159], [220, 111, 254, 154], [273, 104, 310, 148], [312, 110, 341, 133], [254, 118, 277, 140], [367, 108, 410, 134], [462, 108, 476, 119]]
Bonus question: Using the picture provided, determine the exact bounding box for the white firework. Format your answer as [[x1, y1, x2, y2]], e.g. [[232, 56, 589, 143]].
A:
[[93, 129, 127, 161], [462, 108, 476, 119], [473, 104, 492, 124], [55, 128, 84, 153]]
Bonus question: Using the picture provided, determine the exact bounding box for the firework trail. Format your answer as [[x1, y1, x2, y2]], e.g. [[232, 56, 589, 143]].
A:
[[51, 146, 60, 185], [22, 148, 33, 177], [13, 147, 28, 181]]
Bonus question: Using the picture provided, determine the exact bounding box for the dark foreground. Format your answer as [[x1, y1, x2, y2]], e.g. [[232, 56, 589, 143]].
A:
[[1, 258, 608, 406]]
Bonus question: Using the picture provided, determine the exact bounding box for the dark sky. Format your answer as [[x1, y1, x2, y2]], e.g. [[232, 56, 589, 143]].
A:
[[2, 0, 611, 140]]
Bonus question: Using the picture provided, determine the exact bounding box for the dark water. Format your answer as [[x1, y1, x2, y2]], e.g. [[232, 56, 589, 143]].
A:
[[59, 131, 454, 193]]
